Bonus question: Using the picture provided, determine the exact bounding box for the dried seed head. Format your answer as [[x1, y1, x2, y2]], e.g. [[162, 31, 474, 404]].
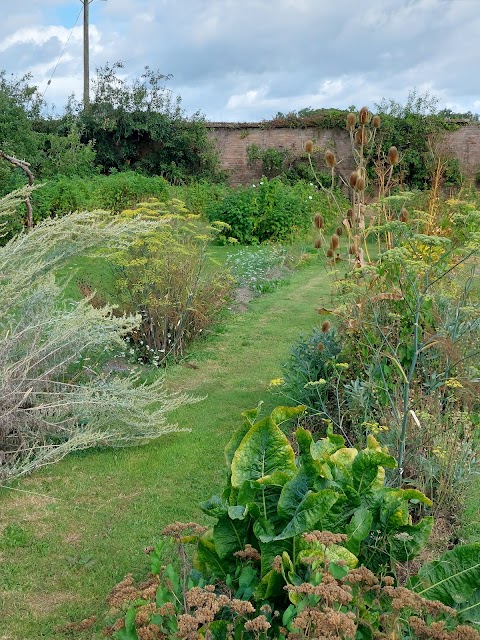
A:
[[346, 112, 356, 130], [314, 237, 323, 249], [305, 140, 314, 154], [318, 342, 325, 352], [321, 320, 331, 333], [349, 172, 358, 188], [355, 128, 368, 145], [372, 114, 381, 128], [357, 166, 367, 180], [359, 106, 370, 124], [326, 248, 334, 258], [336, 225, 343, 236], [399, 207, 409, 223], [355, 176, 366, 191], [387, 146, 399, 165], [348, 244, 356, 255], [314, 213, 324, 229], [347, 208, 353, 219], [330, 234, 340, 250], [325, 150, 336, 168]]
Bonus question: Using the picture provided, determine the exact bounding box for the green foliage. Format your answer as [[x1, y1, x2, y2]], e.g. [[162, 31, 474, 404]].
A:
[[68, 63, 222, 181], [107, 198, 232, 364], [29, 172, 170, 222], [246, 144, 293, 178], [409, 542, 480, 624], [0, 191, 199, 482], [205, 178, 339, 244]]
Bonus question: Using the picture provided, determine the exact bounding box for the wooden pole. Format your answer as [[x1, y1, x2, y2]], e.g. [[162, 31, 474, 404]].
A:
[[83, 0, 91, 108]]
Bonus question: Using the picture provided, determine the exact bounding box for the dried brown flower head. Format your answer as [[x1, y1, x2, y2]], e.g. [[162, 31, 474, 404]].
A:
[[318, 342, 325, 351], [355, 176, 366, 191], [372, 114, 381, 128], [305, 140, 314, 154], [325, 150, 336, 168], [346, 112, 357, 130], [336, 226, 343, 236], [387, 145, 399, 165], [314, 237, 323, 249], [359, 106, 370, 124], [314, 213, 324, 229], [326, 248, 334, 258], [321, 321, 331, 333], [330, 234, 340, 250], [355, 128, 368, 145], [349, 171, 358, 188], [399, 207, 409, 222], [233, 544, 261, 562]]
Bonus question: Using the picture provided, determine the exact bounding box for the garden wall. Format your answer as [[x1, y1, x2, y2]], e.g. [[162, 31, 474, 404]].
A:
[[206, 122, 480, 185]]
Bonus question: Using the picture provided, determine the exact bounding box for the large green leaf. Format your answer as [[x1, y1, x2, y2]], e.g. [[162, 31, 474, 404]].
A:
[[298, 543, 358, 569], [231, 416, 296, 489], [274, 489, 339, 541], [254, 568, 285, 600], [195, 538, 232, 578], [345, 506, 373, 556], [277, 472, 309, 521], [388, 516, 434, 563], [199, 495, 227, 518], [410, 542, 480, 623], [213, 515, 250, 559], [351, 450, 396, 494], [270, 405, 306, 426], [259, 538, 292, 577], [224, 403, 263, 470]]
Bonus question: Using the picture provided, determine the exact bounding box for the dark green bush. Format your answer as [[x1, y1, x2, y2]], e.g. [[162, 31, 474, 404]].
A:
[[205, 178, 339, 244]]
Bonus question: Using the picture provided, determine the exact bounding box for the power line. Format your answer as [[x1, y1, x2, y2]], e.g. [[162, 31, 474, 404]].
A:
[[42, 6, 83, 98]]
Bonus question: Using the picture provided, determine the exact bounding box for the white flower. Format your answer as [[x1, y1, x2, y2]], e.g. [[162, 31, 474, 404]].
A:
[[308, 195, 313, 200], [252, 184, 256, 188]]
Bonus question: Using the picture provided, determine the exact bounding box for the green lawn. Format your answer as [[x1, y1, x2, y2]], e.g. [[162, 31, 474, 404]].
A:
[[0, 257, 332, 639]]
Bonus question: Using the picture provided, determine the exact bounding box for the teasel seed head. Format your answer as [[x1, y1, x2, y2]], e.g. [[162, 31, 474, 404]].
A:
[[355, 176, 366, 191], [355, 128, 368, 145], [325, 150, 336, 168], [349, 171, 358, 188], [359, 106, 370, 124], [318, 342, 325, 352], [372, 114, 381, 128], [357, 166, 367, 180], [347, 208, 353, 219], [314, 237, 323, 249], [399, 207, 409, 223], [305, 140, 314, 154], [314, 213, 324, 229], [336, 225, 343, 236], [326, 248, 334, 258], [387, 146, 399, 165], [321, 320, 331, 333], [348, 244, 356, 255], [346, 112, 356, 130], [330, 234, 340, 250]]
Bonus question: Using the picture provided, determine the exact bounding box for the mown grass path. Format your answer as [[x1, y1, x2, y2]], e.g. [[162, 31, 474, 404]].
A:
[[0, 260, 332, 639]]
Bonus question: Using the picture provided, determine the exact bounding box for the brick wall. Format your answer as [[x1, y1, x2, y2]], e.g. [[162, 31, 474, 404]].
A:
[[206, 122, 480, 185]]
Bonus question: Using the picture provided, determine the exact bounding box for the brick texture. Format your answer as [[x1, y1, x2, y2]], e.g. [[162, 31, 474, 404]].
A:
[[206, 123, 480, 185]]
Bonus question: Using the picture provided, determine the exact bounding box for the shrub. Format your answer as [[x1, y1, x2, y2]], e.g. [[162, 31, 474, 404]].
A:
[[0, 190, 199, 482], [101, 405, 478, 640], [107, 198, 232, 364], [205, 178, 340, 244]]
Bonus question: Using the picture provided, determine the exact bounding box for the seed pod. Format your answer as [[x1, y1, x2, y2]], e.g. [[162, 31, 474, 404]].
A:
[[330, 234, 340, 250], [347, 208, 353, 219], [336, 225, 343, 236], [326, 248, 334, 258], [349, 172, 358, 188], [387, 146, 399, 165], [399, 207, 409, 223], [314, 213, 324, 229], [348, 244, 356, 255], [314, 237, 323, 249], [355, 128, 368, 145], [355, 176, 366, 191], [346, 112, 356, 130], [325, 150, 336, 168], [305, 140, 314, 154], [357, 166, 367, 180], [372, 114, 381, 128], [359, 106, 370, 124], [321, 320, 331, 333], [318, 342, 325, 352]]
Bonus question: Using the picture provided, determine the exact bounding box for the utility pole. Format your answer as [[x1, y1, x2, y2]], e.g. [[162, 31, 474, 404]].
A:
[[82, 0, 92, 109], [82, 0, 107, 109]]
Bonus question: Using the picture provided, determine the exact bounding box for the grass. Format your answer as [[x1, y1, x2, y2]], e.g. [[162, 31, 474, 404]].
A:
[[0, 256, 333, 639]]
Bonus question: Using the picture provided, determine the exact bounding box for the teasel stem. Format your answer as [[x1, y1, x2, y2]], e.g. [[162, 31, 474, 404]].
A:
[[307, 153, 343, 218]]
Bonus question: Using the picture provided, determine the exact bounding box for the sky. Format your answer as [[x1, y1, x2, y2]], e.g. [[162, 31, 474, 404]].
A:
[[1, 0, 480, 122]]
